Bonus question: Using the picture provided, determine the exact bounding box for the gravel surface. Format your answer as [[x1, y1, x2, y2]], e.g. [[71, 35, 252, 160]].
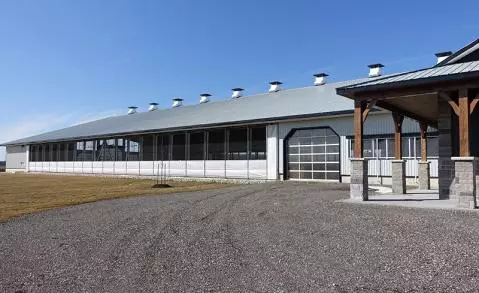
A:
[[2, 182, 479, 292]]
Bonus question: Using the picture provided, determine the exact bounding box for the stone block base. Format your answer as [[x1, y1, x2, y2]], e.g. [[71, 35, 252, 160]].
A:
[[418, 161, 430, 190], [350, 159, 368, 201], [452, 157, 477, 209], [438, 158, 455, 200], [392, 160, 406, 194]]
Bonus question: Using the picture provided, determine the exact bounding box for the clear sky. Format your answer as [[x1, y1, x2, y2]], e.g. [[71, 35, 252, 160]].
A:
[[1, 0, 478, 160]]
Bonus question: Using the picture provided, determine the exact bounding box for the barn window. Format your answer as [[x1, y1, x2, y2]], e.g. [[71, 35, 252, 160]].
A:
[[427, 137, 439, 158], [95, 140, 104, 161], [189, 132, 205, 160], [45, 144, 52, 161], [84, 141, 94, 161], [38, 144, 44, 162], [127, 137, 141, 161], [249, 126, 266, 160], [101, 139, 116, 161], [67, 142, 75, 161], [172, 133, 186, 160], [29, 145, 37, 162], [156, 135, 170, 161], [142, 135, 155, 161], [228, 128, 247, 160], [208, 129, 225, 160], [116, 138, 126, 161], [59, 143, 66, 161], [75, 141, 84, 161]]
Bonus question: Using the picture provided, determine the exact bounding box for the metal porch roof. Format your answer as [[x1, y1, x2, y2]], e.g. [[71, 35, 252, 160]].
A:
[[337, 61, 479, 95]]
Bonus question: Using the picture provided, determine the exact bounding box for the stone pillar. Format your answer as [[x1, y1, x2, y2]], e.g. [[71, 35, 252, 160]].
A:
[[438, 97, 455, 199], [452, 157, 477, 209], [418, 161, 430, 190], [350, 158, 368, 201], [391, 160, 406, 194]]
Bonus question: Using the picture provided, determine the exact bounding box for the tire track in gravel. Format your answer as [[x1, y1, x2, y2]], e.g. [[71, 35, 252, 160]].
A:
[[134, 185, 270, 290], [219, 183, 308, 290], [97, 186, 250, 289]]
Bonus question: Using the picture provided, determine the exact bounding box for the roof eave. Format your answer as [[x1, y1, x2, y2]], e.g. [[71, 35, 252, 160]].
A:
[[2, 110, 356, 146], [336, 70, 479, 98]]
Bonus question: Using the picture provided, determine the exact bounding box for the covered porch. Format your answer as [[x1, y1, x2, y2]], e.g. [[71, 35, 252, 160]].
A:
[[337, 60, 479, 209]]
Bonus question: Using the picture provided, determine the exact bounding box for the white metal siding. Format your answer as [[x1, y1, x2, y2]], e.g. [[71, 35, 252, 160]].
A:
[[266, 124, 279, 180], [278, 113, 429, 144], [278, 112, 438, 180], [6, 145, 27, 170], [28, 159, 268, 180]]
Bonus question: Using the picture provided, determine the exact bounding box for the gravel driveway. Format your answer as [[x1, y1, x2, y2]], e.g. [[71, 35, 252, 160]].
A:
[[2, 182, 479, 292]]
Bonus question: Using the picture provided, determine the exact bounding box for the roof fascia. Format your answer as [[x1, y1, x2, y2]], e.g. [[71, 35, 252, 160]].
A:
[[436, 39, 479, 67]]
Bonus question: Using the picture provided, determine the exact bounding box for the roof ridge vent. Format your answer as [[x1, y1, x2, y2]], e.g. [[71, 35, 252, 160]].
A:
[[172, 98, 183, 108], [313, 73, 328, 86], [231, 88, 244, 99], [368, 63, 384, 78], [268, 81, 282, 92], [148, 102, 158, 112], [435, 51, 453, 64], [199, 93, 211, 104], [127, 106, 138, 115]]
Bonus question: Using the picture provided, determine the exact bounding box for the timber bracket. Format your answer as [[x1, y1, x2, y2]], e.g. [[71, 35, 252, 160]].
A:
[[439, 91, 479, 116], [362, 99, 377, 122]]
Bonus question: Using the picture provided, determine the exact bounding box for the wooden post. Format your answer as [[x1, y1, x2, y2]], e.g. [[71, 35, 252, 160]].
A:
[[458, 88, 470, 157], [354, 100, 365, 158], [419, 122, 428, 161], [392, 112, 404, 160]]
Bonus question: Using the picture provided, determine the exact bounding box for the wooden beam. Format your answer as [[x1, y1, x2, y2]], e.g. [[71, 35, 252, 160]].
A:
[[362, 100, 377, 122], [392, 112, 404, 160], [470, 94, 479, 114], [438, 92, 459, 116], [354, 100, 365, 158], [458, 88, 470, 157], [375, 100, 437, 128], [419, 122, 428, 162]]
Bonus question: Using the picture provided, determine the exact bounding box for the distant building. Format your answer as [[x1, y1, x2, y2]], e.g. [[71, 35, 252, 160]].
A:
[[0, 161, 5, 172], [6, 40, 477, 186]]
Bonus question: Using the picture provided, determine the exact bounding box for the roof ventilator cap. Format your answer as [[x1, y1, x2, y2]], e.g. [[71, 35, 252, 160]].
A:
[[435, 51, 453, 64], [231, 88, 244, 99], [313, 73, 328, 86], [148, 102, 159, 112], [199, 93, 211, 104], [268, 81, 282, 92], [172, 98, 183, 108], [368, 64, 384, 78], [127, 106, 138, 115]]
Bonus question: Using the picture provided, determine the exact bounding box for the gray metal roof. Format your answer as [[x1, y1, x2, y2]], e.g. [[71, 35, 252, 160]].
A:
[[3, 77, 383, 146], [337, 60, 479, 93]]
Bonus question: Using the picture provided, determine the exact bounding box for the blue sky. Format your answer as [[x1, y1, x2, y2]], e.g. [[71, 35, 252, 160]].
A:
[[1, 0, 478, 160]]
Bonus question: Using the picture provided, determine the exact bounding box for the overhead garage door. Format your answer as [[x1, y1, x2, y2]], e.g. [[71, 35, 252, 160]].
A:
[[286, 127, 340, 181]]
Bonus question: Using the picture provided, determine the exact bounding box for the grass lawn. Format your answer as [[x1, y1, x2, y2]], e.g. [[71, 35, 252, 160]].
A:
[[0, 173, 229, 221]]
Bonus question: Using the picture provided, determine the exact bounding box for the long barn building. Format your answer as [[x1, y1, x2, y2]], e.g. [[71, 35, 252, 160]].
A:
[[11, 45, 478, 186]]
